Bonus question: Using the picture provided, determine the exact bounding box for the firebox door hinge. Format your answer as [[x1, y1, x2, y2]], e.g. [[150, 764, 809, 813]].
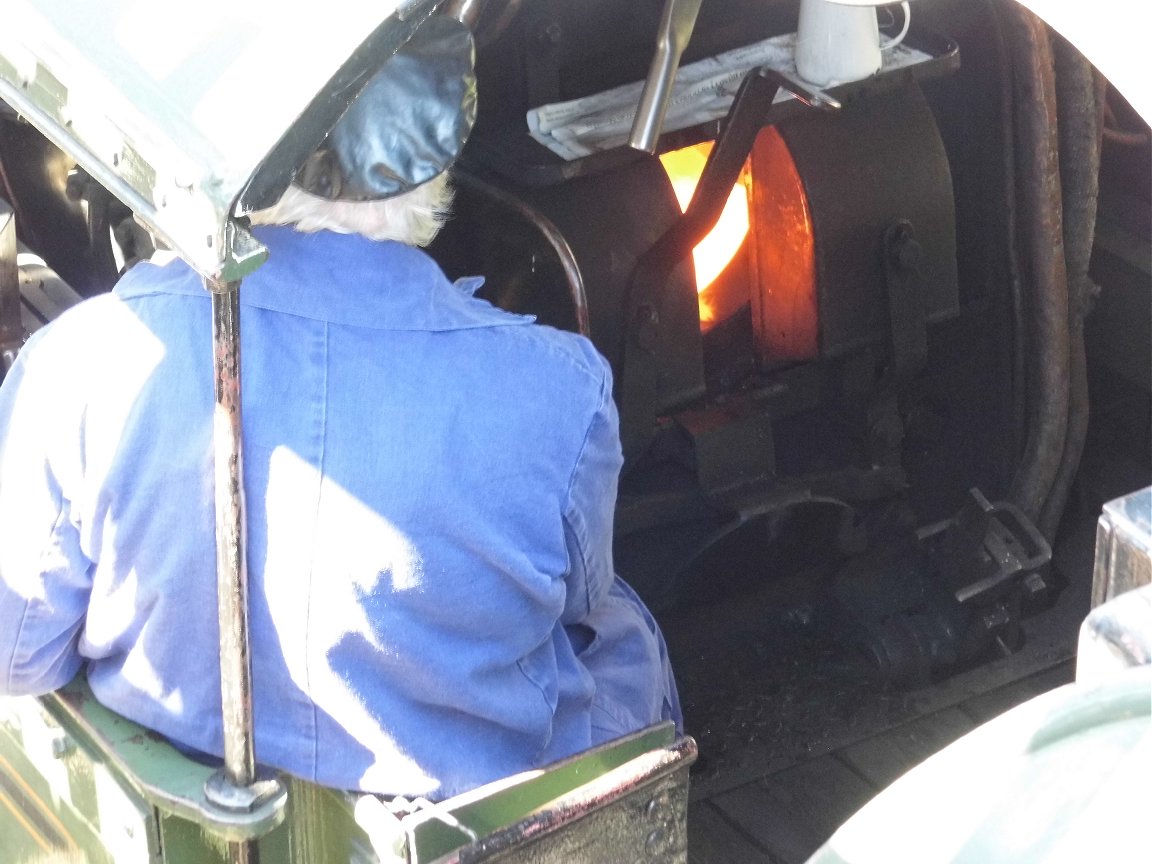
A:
[[883, 219, 929, 388]]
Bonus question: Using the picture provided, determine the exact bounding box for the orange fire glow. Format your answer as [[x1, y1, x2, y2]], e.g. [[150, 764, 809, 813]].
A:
[[659, 142, 750, 327], [748, 127, 818, 363]]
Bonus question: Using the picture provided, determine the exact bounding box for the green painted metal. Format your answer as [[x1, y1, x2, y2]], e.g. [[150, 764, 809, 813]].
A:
[[398, 723, 678, 861], [1, 693, 137, 863], [42, 678, 287, 843], [2, 681, 693, 864]]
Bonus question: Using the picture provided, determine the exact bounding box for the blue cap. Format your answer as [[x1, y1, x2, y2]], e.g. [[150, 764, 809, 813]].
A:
[[297, 16, 477, 201]]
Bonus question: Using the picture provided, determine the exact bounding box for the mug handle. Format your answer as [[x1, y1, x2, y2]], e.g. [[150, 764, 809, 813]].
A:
[[879, 1, 911, 51]]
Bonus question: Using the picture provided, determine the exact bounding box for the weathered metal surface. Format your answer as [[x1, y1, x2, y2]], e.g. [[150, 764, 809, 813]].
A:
[[350, 723, 694, 864], [205, 277, 256, 792], [450, 738, 696, 863], [204, 275, 277, 864], [1090, 487, 1152, 608]]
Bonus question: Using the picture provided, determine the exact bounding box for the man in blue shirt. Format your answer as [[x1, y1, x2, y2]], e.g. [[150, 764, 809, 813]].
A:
[[0, 18, 680, 799]]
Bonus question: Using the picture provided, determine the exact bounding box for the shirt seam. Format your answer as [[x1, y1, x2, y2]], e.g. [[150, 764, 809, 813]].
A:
[[6, 495, 69, 690], [560, 367, 611, 619], [305, 321, 329, 782]]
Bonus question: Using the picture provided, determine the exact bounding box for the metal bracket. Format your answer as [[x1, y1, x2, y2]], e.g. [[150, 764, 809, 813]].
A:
[[203, 767, 285, 815], [918, 488, 1053, 605]]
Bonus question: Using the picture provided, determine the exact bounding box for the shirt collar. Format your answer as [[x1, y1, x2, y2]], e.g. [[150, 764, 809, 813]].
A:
[[116, 226, 535, 333]]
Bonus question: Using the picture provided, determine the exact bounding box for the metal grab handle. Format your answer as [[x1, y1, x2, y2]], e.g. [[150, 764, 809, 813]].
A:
[[204, 276, 257, 792], [204, 273, 277, 864], [627, 0, 704, 153]]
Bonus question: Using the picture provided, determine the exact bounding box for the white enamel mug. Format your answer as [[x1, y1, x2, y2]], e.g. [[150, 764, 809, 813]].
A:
[[794, 0, 911, 88]]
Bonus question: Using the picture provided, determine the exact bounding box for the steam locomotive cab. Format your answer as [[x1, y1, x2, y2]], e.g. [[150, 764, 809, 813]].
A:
[[1, 0, 1149, 860]]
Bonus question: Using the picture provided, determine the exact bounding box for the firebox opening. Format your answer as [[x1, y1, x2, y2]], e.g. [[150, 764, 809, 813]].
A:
[[659, 142, 751, 331]]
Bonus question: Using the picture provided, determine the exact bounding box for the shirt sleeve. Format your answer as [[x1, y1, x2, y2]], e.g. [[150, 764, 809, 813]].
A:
[[559, 354, 624, 625], [0, 335, 92, 696]]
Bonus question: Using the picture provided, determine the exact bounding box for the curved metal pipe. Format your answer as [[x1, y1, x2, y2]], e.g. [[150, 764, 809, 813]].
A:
[[1005, 5, 1071, 526], [1039, 38, 1103, 539], [452, 171, 590, 336]]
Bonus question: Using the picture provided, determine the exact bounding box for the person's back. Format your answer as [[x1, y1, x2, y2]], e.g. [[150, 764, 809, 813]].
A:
[[0, 15, 679, 799], [0, 222, 678, 798]]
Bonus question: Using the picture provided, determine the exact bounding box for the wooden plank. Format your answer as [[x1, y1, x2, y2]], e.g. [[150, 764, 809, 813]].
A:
[[836, 707, 976, 789], [710, 757, 875, 864], [688, 801, 778, 864], [958, 659, 1075, 723]]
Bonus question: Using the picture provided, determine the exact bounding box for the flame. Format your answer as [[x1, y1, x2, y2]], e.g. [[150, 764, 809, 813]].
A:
[[659, 142, 750, 327]]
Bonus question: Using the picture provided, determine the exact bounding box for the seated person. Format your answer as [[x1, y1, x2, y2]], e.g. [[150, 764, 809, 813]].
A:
[[0, 17, 680, 800]]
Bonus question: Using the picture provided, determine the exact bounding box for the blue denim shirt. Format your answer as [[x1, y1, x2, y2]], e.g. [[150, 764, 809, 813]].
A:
[[0, 227, 680, 798]]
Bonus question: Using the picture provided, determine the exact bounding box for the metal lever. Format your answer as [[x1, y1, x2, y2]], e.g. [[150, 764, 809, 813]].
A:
[[628, 0, 704, 153], [619, 66, 839, 464]]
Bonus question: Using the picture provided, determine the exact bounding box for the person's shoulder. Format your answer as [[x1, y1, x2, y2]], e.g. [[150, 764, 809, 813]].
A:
[[500, 322, 614, 395], [15, 260, 194, 377], [20, 290, 122, 358]]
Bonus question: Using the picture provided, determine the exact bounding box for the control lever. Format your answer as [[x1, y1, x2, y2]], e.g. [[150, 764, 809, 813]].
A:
[[620, 66, 839, 464]]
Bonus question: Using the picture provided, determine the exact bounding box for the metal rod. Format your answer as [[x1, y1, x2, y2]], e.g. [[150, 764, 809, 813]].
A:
[[205, 276, 257, 789], [207, 275, 261, 864], [229, 839, 260, 864], [627, 0, 704, 153]]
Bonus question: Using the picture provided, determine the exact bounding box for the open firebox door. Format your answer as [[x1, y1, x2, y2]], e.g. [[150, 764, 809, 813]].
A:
[[0, 2, 696, 862]]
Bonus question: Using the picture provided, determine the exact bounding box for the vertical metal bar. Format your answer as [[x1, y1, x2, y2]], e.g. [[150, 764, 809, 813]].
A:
[[229, 839, 260, 864], [207, 277, 260, 862], [205, 275, 260, 864], [206, 275, 256, 788]]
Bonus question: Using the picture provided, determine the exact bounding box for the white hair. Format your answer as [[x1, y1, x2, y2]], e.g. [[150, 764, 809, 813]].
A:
[[248, 173, 454, 247]]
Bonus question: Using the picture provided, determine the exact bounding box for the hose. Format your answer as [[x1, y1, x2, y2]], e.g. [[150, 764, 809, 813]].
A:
[[1004, 3, 1071, 527], [1038, 36, 1103, 540]]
